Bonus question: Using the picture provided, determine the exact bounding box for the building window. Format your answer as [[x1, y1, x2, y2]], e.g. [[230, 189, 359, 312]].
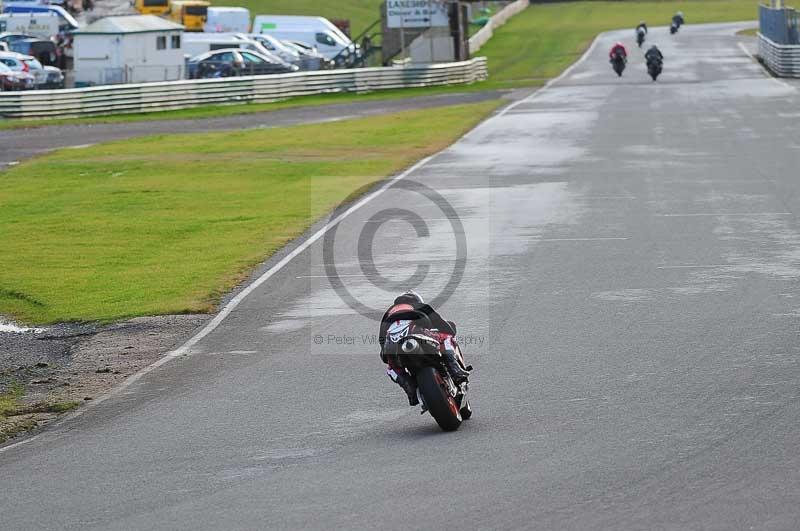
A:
[[171, 35, 181, 49], [156, 36, 166, 50]]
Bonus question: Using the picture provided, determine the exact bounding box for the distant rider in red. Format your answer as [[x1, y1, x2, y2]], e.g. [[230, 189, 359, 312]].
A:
[[609, 42, 627, 60]]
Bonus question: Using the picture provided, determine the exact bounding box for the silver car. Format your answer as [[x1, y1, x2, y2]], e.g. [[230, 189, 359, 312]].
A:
[[0, 51, 64, 89]]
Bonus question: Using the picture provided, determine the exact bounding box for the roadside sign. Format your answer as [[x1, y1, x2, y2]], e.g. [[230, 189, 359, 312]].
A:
[[386, 0, 449, 29]]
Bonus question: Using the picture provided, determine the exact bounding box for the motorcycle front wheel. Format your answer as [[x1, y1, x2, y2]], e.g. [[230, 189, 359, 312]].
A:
[[417, 366, 462, 432]]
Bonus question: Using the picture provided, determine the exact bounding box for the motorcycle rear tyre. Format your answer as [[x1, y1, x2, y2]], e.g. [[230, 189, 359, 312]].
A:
[[417, 367, 462, 432]]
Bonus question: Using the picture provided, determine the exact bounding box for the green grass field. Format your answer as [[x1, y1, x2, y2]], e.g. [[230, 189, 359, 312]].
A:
[[0, 101, 501, 324], [481, 0, 760, 86]]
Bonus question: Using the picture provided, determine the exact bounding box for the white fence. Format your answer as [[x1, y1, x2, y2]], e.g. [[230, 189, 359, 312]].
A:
[[0, 58, 488, 120], [469, 0, 530, 54], [758, 33, 800, 77]]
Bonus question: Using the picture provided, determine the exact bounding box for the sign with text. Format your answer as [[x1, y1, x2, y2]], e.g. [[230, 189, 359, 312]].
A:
[[386, 0, 449, 29]]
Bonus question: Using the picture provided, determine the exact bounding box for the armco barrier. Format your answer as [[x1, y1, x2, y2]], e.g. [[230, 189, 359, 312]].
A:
[[0, 58, 488, 120], [469, 0, 530, 54], [758, 33, 800, 77]]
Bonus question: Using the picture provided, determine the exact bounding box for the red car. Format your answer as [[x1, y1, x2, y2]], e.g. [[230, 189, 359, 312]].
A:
[[0, 60, 35, 90]]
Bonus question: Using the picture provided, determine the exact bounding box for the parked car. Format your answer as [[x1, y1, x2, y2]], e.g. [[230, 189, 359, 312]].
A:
[[9, 38, 57, 66], [0, 32, 35, 45], [187, 48, 298, 79], [238, 33, 301, 66], [283, 39, 333, 70], [182, 33, 285, 65], [0, 59, 34, 89], [0, 51, 63, 88]]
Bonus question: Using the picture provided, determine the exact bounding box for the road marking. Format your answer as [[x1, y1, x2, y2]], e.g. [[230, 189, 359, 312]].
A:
[[536, 237, 628, 242], [0, 30, 615, 455], [1, 154, 435, 454], [657, 264, 731, 269], [737, 41, 796, 91], [460, 31, 602, 140], [655, 212, 792, 217], [296, 271, 453, 279], [362, 217, 470, 223]]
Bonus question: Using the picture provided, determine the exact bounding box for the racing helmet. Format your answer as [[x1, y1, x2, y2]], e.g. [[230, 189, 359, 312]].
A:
[[394, 290, 424, 305]]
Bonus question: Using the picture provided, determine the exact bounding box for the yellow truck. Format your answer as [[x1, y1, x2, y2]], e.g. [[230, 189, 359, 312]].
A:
[[168, 0, 209, 32], [133, 0, 170, 16]]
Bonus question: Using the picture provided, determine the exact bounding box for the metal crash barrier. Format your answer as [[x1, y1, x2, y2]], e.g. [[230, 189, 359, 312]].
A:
[[758, 33, 800, 77], [0, 58, 489, 120]]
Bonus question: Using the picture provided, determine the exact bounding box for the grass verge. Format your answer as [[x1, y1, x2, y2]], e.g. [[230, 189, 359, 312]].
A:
[[0, 100, 502, 324], [0, 380, 79, 443]]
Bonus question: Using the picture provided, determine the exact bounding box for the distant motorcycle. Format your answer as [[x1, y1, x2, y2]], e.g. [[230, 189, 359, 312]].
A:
[[636, 28, 646, 47], [610, 52, 627, 77], [671, 12, 684, 34], [647, 57, 663, 81]]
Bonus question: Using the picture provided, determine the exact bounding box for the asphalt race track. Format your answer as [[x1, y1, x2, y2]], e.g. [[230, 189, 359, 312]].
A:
[[3, 23, 800, 530], [0, 90, 507, 169]]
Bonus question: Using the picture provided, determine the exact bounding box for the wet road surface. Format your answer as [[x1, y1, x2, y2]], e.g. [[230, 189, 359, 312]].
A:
[[3, 23, 800, 530]]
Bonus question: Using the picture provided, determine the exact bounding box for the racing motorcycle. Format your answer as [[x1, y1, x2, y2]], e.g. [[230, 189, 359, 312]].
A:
[[610, 52, 626, 77], [636, 28, 646, 47], [384, 314, 472, 431], [647, 57, 663, 81]]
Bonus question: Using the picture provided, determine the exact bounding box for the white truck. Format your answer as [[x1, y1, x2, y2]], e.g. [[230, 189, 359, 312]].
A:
[[252, 15, 360, 66], [0, 12, 60, 38], [203, 7, 250, 33]]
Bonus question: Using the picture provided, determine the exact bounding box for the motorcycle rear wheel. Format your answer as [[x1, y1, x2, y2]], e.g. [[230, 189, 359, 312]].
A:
[[417, 367, 462, 432]]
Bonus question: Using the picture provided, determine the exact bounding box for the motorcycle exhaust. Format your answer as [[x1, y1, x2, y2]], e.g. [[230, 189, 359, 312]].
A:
[[401, 338, 419, 354]]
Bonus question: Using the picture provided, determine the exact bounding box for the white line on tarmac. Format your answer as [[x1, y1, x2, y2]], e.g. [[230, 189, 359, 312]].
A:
[[460, 32, 602, 140], [535, 237, 629, 242], [0, 30, 607, 455], [737, 41, 796, 91], [657, 264, 731, 269], [655, 212, 792, 217]]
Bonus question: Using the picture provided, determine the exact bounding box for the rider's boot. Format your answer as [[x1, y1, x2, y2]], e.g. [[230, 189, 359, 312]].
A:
[[388, 369, 419, 406], [442, 348, 470, 384]]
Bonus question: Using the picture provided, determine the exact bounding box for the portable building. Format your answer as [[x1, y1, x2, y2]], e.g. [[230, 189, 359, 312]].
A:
[[73, 15, 184, 85]]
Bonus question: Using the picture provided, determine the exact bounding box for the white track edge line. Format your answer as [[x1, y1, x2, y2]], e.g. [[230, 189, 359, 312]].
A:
[[0, 32, 604, 455], [737, 41, 796, 91]]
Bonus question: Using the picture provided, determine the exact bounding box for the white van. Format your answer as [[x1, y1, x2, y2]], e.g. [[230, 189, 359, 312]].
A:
[[203, 7, 250, 33], [252, 15, 358, 64], [1, 4, 78, 32], [0, 12, 60, 38]]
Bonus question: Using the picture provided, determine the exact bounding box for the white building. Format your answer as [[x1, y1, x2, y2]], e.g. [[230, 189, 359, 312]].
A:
[[73, 15, 185, 86]]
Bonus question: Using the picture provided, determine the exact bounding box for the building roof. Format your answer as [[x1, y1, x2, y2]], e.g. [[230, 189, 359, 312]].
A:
[[74, 15, 184, 35]]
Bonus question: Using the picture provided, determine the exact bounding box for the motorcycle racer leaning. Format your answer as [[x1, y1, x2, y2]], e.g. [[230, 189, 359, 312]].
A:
[[379, 291, 470, 406]]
